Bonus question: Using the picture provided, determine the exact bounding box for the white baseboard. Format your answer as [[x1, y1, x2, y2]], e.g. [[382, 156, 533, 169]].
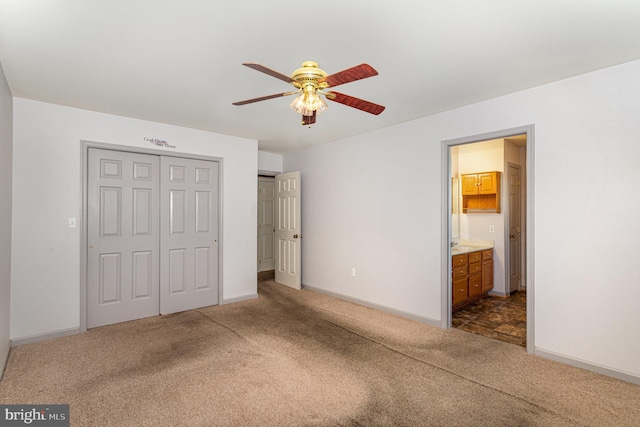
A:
[[11, 327, 80, 347], [535, 348, 640, 385], [488, 289, 509, 297], [221, 293, 259, 305], [303, 285, 441, 327]]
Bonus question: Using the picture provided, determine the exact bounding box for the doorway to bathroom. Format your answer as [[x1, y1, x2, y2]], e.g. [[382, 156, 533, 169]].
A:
[[443, 126, 533, 352]]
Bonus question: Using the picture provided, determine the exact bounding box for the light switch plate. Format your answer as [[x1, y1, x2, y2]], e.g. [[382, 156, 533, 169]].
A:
[[68, 218, 77, 228]]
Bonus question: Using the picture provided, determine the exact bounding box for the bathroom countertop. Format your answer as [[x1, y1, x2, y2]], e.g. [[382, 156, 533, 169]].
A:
[[451, 239, 494, 255]]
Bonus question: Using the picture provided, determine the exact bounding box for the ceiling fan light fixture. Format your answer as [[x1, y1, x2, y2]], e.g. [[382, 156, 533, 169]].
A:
[[234, 61, 384, 123], [289, 90, 328, 116]]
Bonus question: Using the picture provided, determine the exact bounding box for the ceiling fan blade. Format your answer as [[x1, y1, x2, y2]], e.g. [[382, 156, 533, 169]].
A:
[[242, 63, 292, 84], [232, 92, 292, 106], [320, 64, 379, 88], [326, 92, 385, 115], [302, 111, 316, 125]]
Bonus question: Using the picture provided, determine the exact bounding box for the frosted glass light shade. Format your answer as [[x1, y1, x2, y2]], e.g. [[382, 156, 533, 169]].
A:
[[290, 92, 328, 116]]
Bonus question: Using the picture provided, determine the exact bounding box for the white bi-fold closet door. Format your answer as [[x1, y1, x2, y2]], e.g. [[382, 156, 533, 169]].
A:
[[87, 148, 219, 328]]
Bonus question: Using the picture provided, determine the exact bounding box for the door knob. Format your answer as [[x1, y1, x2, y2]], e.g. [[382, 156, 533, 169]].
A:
[[510, 234, 515, 238]]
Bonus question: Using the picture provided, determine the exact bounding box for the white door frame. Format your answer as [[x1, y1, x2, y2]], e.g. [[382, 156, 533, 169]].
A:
[[441, 125, 535, 353], [79, 140, 223, 333]]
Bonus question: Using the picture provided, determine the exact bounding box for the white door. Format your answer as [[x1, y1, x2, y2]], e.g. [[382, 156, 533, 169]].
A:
[[275, 171, 301, 289], [258, 176, 276, 272], [508, 164, 522, 293], [87, 149, 160, 328], [160, 157, 219, 314]]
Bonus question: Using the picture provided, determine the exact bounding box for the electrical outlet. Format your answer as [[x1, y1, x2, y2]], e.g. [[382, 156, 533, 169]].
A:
[[351, 268, 356, 277], [489, 225, 495, 232]]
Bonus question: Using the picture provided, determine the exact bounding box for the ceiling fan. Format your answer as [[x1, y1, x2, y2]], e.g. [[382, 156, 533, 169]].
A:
[[232, 61, 385, 125]]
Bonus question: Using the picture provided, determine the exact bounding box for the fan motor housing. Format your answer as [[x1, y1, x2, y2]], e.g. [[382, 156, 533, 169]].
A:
[[291, 61, 328, 87]]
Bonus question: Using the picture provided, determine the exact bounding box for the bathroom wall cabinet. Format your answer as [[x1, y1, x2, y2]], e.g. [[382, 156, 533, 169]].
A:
[[461, 171, 500, 213], [452, 249, 494, 310]]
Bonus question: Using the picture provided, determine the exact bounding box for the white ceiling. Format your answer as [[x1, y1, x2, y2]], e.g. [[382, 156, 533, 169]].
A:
[[1, 1, 639, 154]]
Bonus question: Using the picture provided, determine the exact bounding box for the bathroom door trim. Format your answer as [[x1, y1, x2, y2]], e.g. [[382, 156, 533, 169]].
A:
[[441, 124, 535, 353]]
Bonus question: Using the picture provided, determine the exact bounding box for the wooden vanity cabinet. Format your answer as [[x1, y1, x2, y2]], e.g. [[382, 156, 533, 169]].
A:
[[461, 171, 501, 213], [452, 248, 494, 310]]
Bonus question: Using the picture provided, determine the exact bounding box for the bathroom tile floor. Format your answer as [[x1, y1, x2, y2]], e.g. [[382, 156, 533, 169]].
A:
[[452, 291, 526, 347]]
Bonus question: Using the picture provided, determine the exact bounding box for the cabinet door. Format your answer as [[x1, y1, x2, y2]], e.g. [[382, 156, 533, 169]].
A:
[[482, 259, 494, 292], [453, 278, 468, 305], [478, 172, 497, 194], [461, 174, 478, 195]]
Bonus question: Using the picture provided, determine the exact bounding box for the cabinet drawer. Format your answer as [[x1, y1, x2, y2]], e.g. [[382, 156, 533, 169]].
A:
[[482, 249, 493, 260], [452, 254, 467, 267], [453, 278, 468, 305], [468, 251, 482, 263], [468, 274, 482, 297], [452, 266, 467, 279], [468, 262, 481, 275]]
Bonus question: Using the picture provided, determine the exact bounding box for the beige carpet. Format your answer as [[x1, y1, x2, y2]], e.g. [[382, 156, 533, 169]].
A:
[[1, 280, 639, 426]]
